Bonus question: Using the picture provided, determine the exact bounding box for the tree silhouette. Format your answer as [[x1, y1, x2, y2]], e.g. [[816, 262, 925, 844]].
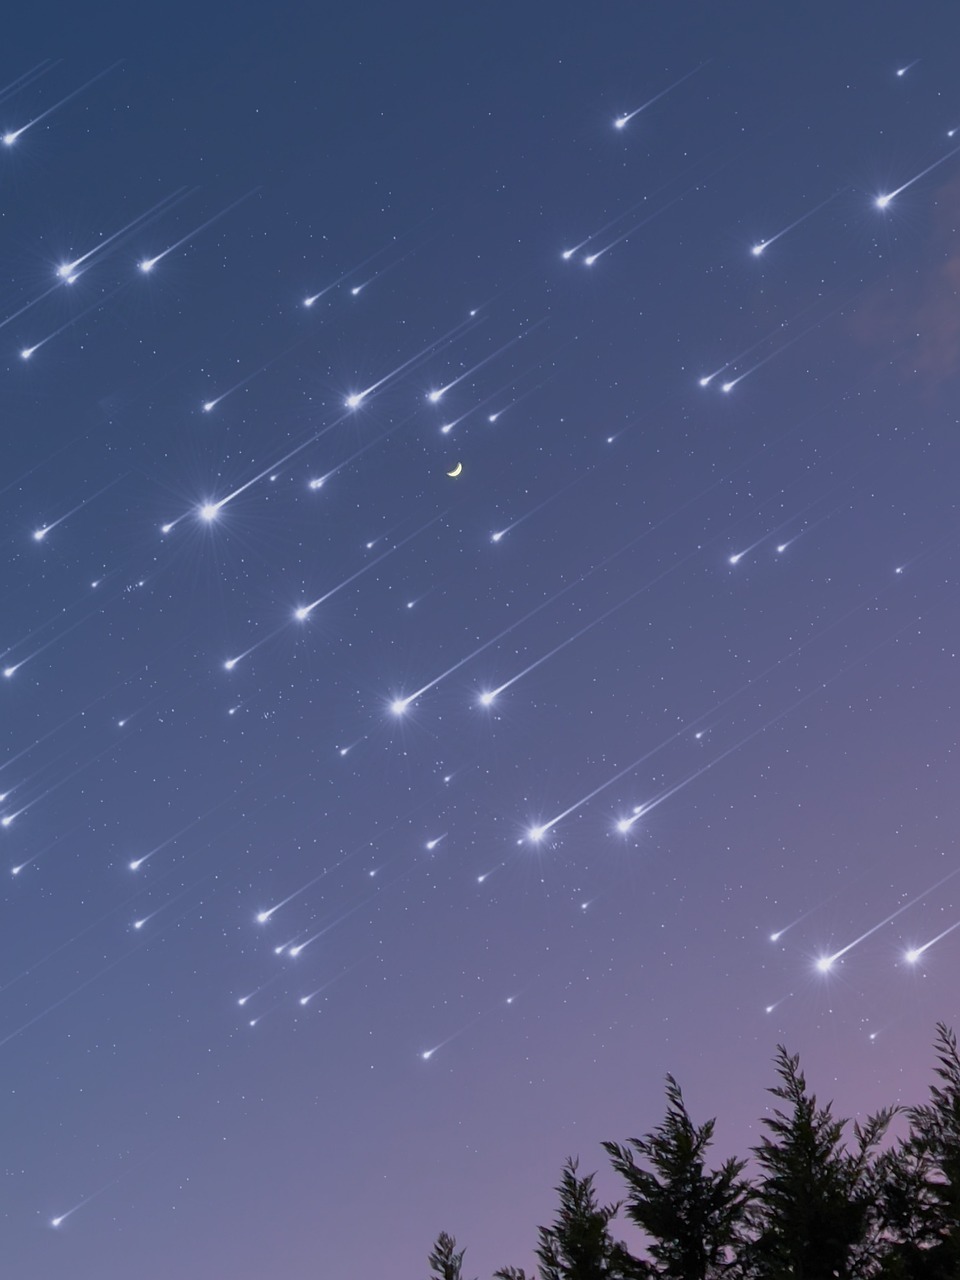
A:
[[873, 1137, 942, 1279], [746, 1045, 894, 1279], [429, 1026, 960, 1280], [431, 1231, 471, 1280], [880, 1021, 960, 1278], [603, 1075, 751, 1279], [495, 1158, 642, 1280]]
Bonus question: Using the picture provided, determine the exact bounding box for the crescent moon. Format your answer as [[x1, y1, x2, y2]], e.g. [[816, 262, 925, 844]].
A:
[[446, 462, 462, 477]]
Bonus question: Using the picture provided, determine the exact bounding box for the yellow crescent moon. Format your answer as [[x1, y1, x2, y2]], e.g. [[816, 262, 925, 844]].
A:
[[446, 462, 463, 477]]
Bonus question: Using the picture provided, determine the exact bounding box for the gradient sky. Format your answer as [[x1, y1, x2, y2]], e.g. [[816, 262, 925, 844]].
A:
[[3, 3, 960, 1275]]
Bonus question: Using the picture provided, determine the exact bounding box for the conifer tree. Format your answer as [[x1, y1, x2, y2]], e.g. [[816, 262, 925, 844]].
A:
[[430, 1026, 960, 1280], [430, 1231, 470, 1280], [495, 1158, 643, 1280], [603, 1075, 751, 1279], [746, 1046, 894, 1279], [882, 1021, 960, 1278]]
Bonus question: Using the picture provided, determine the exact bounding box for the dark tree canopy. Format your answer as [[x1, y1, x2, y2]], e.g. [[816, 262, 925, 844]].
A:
[[432, 1026, 960, 1280], [746, 1046, 894, 1279], [431, 1231, 471, 1280], [603, 1076, 751, 1280], [495, 1158, 641, 1280]]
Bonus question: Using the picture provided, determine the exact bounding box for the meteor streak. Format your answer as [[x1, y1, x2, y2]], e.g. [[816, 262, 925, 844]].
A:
[[303, 236, 420, 307], [8, 823, 85, 877], [391, 464, 753, 714], [294, 514, 441, 622], [304, 263, 365, 307], [904, 920, 960, 964], [200, 340, 301, 412], [697, 290, 840, 385], [0, 892, 208, 1052], [50, 1176, 122, 1229], [572, 115, 742, 267], [420, 993, 518, 1060], [0, 61, 58, 108], [19, 282, 127, 360], [718, 299, 848, 392], [0, 281, 62, 333], [55, 188, 187, 281], [582, 181, 700, 265], [237, 970, 288, 1006], [876, 142, 960, 208], [750, 189, 841, 256], [297, 962, 362, 1007], [138, 189, 258, 272], [727, 501, 822, 564], [256, 800, 433, 922], [612, 64, 706, 130], [490, 469, 592, 544], [30, 474, 125, 543], [768, 891, 843, 943], [0, 677, 138, 778], [533, 581, 937, 843], [2, 61, 121, 146], [727, 538, 767, 565], [426, 321, 544, 402], [773, 502, 848, 554], [0, 732, 142, 826], [479, 539, 704, 705], [129, 875, 212, 932], [344, 314, 481, 409], [164, 400, 371, 531], [559, 188, 667, 259], [1, 574, 146, 677], [816, 868, 960, 971], [127, 803, 226, 871], [286, 892, 380, 956]]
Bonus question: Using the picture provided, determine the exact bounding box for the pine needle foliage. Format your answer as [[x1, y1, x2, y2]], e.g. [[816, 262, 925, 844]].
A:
[[431, 1231, 471, 1280], [746, 1046, 894, 1280], [431, 1027, 960, 1280], [496, 1158, 642, 1280], [603, 1075, 752, 1279]]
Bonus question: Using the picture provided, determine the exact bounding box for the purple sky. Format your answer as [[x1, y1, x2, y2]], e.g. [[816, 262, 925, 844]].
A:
[[2, 3, 959, 1276]]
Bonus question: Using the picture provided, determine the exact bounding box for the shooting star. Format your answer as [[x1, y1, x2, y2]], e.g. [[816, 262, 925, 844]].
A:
[[718, 299, 848, 393], [55, 189, 187, 282], [31, 475, 125, 543], [138, 189, 258, 272], [582, 181, 699, 265], [531, 592, 928, 844], [3, 61, 121, 146], [295, 515, 442, 621], [0, 61, 58, 109], [426, 322, 544, 403], [613, 64, 706, 129], [491, 469, 591, 544], [227, 515, 442, 669], [200, 339, 301, 412], [876, 142, 960, 208], [127, 803, 226, 871], [344, 314, 481, 409], [816, 868, 960, 971], [479, 540, 703, 706], [19, 282, 127, 360], [750, 189, 841, 257], [904, 919, 960, 964]]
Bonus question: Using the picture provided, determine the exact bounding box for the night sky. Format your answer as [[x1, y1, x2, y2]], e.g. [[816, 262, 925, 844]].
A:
[[3, 3, 960, 1275]]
